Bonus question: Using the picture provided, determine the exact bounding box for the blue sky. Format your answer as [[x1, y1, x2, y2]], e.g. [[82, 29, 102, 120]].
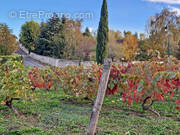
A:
[[1, 0, 180, 37]]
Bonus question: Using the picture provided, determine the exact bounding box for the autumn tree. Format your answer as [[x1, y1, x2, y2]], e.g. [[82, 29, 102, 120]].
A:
[[19, 21, 40, 54], [146, 8, 180, 57], [124, 31, 132, 37], [0, 24, 17, 55], [122, 35, 138, 61], [62, 18, 84, 59], [108, 30, 123, 61], [96, 0, 109, 64], [76, 37, 96, 61]]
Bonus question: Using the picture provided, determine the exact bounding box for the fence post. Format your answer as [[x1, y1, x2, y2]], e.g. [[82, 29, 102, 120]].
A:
[[87, 58, 112, 135]]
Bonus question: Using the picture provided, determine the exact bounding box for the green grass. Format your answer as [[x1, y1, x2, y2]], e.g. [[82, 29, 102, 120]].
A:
[[0, 90, 179, 135]]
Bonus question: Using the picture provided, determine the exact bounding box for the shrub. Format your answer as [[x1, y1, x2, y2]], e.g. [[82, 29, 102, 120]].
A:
[[0, 60, 35, 114], [105, 60, 179, 115], [28, 66, 53, 91], [52, 65, 100, 98]]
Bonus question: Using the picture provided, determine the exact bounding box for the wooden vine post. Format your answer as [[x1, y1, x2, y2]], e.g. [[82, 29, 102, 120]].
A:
[[87, 58, 112, 135]]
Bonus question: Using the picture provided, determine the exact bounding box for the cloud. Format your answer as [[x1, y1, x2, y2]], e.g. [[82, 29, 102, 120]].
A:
[[145, 0, 180, 4], [169, 6, 180, 15]]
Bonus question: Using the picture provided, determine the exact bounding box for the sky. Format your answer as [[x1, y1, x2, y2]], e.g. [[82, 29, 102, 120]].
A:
[[1, 0, 180, 37]]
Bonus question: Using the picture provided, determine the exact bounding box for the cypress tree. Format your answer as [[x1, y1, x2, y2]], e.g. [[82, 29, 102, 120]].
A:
[[96, 0, 109, 64]]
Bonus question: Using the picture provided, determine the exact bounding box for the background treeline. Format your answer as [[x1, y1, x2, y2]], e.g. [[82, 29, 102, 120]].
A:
[[1, 8, 180, 61], [19, 8, 180, 61], [19, 14, 96, 61], [108, 8, 180, 61]]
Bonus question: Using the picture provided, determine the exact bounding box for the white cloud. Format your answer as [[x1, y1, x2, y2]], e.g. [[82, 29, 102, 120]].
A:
[[145, 0, 180, 4], [169, 6, 180, 15]]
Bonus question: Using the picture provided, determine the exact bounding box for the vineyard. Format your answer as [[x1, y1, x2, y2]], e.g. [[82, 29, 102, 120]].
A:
[[1, 0, 180, 134], [0, 57, 180, 134]]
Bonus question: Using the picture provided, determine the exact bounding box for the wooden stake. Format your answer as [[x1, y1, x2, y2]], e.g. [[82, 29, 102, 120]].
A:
[[87, 58, 112, 135]]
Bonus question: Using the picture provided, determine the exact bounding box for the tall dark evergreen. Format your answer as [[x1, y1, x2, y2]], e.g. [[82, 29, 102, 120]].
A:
[[35, 13, 66, 58], [43, 13, 61, 56], [34, 21, 48, 55], [53, 16, 67, 58], [96, 0, 109, 64]]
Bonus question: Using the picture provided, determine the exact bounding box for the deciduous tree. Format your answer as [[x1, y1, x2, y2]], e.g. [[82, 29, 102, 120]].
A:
[[122, 35, 138, 61], [19, 21, 40, 54], [108, 30, 123, 61], [146, 8, 180, 57], [0, 24, 17, 55]]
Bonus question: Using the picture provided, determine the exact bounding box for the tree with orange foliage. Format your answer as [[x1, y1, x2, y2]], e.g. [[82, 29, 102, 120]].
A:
[[0, 24, 17, 55], [122, 35, 138, 61], [63, 19, 84, 59]]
